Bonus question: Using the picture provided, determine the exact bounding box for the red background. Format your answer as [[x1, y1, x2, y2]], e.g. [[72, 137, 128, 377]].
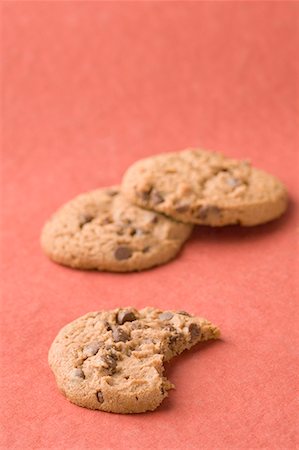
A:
[[1, 2, 298, 449]]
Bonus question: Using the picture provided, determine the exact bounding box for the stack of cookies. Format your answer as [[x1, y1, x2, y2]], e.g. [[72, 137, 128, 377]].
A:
[[41, 148, 287, 272]]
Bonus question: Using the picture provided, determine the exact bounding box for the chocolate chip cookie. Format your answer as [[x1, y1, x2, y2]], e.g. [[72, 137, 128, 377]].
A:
[[121, 149, 288, 226], [49, 307, 220, 413], [41, 187, 192, 272]]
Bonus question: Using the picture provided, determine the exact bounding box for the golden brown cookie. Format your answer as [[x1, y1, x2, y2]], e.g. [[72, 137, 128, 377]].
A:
[[121, 149, 288, 226], [41, 187, 192, 272], [48, 307, 220, 413]]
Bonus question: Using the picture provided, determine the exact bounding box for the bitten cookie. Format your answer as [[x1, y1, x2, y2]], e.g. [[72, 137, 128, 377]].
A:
[[121, 149, 288, 226], [41, 187, 192, 272], [49, 307, 220, 413]]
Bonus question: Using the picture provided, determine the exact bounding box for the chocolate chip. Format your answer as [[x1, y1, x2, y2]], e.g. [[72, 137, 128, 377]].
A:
[[177, 310, 191, 316], [168, 333, 181, 350], [189, 323, 201, 341], [106, 189, 119, 196], [196, 205, 220, 220], [71, 368, 85, 379], [159, 312, 174, 320], [96, 391, 104, 403], [78, 213, 94, 228], [151, 190, 164, 205], [101, 354, 117, 374], [142, 246, 150, 253], [104, 321, 112, 331], [114, 246, 133, 260], [140, 188, 152, 201], [151, 215, 159, 224], [117, 310, 137, 325], [112, 327, 131, 343], [175, 204, 189, 213], [83, 342, 101, 358]]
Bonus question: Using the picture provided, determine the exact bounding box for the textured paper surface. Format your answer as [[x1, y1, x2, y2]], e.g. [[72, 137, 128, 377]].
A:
[[1, 2, 298, 449]]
